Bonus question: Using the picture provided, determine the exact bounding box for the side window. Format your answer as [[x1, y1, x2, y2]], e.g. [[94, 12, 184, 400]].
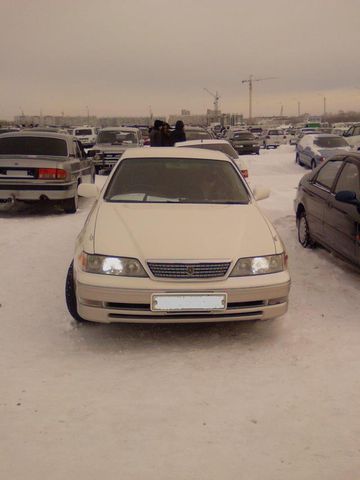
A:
[[354, 126, 360, 136], [346, 127, 354, 137], [334, 162, 360, 196], [315, 161, 343, 190]]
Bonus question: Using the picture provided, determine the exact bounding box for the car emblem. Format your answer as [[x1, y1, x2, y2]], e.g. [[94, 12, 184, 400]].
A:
[[186, 266, 195, 276]]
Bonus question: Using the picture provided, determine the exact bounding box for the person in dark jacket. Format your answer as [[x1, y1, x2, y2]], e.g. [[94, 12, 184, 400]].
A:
[[170, 120, 186, 144], [149, 119, 163, 146], [160, 122, 174, 146]]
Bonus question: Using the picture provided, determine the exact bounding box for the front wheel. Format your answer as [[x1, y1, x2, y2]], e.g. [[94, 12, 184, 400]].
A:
[[297, 210, 314, 248], [65, 261, 88, 323], [311, 159, 316, 170]]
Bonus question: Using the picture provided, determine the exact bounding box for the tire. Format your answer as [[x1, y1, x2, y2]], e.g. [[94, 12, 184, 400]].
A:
[[95, 165, 100, 175], [297, 210, 314, 248], [295, 153, 299, 164], [65, 261, 88, 323], [63, 191, 78, 214], [256, 149, 260, 155], [311, 159, 316, 170]]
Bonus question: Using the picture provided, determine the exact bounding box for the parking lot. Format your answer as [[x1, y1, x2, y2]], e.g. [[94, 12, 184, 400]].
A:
[[1, 145, 360, 480]]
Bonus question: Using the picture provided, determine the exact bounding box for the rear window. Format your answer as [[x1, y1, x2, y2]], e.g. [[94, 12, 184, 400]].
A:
[[268, 130, 283, 135], [0, 136, 68, 156], [74, 129, 92, 136], [232, 133, 254, 140], [185, 130, 212, 140], [314, 137, 348, 148]]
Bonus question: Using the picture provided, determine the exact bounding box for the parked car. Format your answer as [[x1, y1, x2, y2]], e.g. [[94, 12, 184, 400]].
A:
[[248, 126, 263, 139], [0, 131, 94, 213], [227, 130, 260, 155], [343, 124, 360, 150], [295, 134, 351, 170], [174, 139, 249, 178], [262, 129, 287, 149], [66, 147, 290, 324], [88, 127, 143, 173], [71, 126, 98, 147], [294, 154, 360, 267], [184, 126, 215, 141]]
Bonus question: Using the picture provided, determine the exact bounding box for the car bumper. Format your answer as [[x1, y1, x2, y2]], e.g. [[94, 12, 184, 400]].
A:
[[75, 270, 291, 323], [0, 182, 77, 201], [235, 146, 259, 154]]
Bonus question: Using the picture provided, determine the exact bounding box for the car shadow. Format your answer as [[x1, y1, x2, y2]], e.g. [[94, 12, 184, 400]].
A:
[[0, 198, 91, 218], [68, 317, 284, 355]]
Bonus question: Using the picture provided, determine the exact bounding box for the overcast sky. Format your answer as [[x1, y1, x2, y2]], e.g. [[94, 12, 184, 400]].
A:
[[1, 0, 360, 119]]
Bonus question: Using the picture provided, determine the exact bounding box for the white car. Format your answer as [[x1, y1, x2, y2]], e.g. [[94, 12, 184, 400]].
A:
[[343, 124, 360, 150], [72, 126, 98, 147], [66, 147, 290, 324], [262, 129, 287, 149], [174, 139, 249, 178]]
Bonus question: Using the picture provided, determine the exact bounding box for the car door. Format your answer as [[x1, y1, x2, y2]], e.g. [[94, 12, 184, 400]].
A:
[[75, 140, 93, 182], [324, 160, 360, 264], [301, 136, 314, 167], [305, 160, 344, 240]]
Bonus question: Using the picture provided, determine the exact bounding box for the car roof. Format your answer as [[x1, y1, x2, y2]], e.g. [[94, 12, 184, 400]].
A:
[[0, 130, 72, 140], [121, 147, 231, 162], [99, 126, 139, 132], [175, 139, 230, 147]]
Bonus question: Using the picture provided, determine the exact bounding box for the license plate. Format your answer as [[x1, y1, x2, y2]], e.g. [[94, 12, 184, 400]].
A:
[[151, 293, 227, 312], [6, 170, 32, 177]]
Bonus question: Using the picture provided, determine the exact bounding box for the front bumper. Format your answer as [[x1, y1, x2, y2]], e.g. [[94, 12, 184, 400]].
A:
[[75, 270, 291, 323]]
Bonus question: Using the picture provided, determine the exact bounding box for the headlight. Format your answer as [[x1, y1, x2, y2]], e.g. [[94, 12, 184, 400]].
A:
[[230, 254, 286, 276], [79, 252, 148, 277]]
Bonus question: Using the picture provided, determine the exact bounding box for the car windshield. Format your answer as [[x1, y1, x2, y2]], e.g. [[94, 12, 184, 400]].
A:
[[104, 158, 249, 204], [314, 137, 348, 148], [268, 130, 284, 135], [185, 130, 212, 140], [98, 130, 137, 144], [0, 136, 68, 156], [250, 128, 262, 133], [232, 133, 254, 140], [74, 128, 92, 135]]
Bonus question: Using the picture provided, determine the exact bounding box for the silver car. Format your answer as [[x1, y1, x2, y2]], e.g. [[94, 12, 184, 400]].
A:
[[295, 134, 351, 170], [0, 131, 94, 213], [89, 127, 143, 174]]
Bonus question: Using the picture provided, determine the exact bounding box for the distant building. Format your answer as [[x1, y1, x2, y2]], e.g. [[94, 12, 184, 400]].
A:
[[181, 109, 191, 116]]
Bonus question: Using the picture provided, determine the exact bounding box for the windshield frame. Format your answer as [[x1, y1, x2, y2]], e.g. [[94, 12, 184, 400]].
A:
[[103, 157, 250, 205]]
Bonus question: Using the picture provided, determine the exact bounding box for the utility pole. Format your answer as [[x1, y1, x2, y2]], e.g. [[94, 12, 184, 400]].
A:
[[241, 75, 277, 124], [204, 88, 220, 120], [297, 101, 301, 117]]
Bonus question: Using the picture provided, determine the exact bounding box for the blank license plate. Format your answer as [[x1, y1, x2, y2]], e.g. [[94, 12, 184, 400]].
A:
[[151, 293, 227, 312], [6, 170, 32, 177]]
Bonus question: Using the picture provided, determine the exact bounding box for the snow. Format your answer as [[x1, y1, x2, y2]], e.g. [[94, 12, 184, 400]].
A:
[[1, 145, 360, 479]]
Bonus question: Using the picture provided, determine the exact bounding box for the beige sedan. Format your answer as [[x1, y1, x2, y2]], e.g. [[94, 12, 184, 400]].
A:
[[66, 147, 290, 323]]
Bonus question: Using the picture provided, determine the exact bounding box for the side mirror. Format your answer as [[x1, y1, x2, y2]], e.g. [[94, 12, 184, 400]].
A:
[[253, 185, 270, 201], [78, 183, 99, 198], [335, 190, 360, 206]]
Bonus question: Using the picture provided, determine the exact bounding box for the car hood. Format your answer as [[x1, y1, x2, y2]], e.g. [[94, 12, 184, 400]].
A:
[[93, 202, 277, 260]]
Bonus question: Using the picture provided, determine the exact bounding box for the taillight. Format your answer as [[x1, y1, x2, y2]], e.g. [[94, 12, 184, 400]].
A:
[[38, 168, 68, 180], [319, 156, 325, 163], [241, 169, 249, 178]]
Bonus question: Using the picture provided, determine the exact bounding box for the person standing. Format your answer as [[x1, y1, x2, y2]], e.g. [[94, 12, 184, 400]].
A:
[[149, 120, 163, 146], [170, 120, 186, 144], [160, 122, 173, 146]]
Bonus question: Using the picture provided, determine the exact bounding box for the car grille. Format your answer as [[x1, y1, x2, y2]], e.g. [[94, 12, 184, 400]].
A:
[[147, 261, 231, 279]]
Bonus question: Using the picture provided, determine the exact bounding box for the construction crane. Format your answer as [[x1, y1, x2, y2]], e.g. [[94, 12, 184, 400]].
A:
[[241, 75, 277, 124], [204, 88, 220, 119]]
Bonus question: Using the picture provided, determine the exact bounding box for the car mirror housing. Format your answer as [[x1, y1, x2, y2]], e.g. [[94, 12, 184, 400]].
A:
[[253, 185, 270, 201], [78, 183, 99, 198], [335, 190, 360, 206]]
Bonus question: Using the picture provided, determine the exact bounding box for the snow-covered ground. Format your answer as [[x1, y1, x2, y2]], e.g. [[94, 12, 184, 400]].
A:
[[1, 146, 360, 480]]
